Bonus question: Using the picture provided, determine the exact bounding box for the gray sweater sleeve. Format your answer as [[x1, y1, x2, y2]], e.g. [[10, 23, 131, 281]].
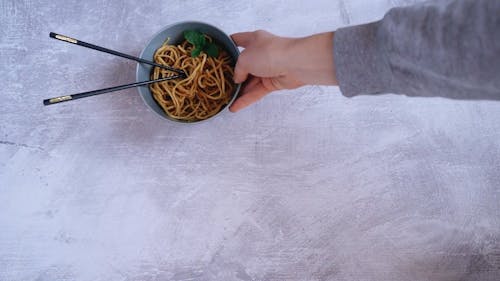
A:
[[333, 0, 500, 100]]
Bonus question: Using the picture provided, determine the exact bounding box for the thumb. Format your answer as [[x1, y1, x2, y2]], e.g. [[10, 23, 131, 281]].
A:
[[231, 32, 254, 48]]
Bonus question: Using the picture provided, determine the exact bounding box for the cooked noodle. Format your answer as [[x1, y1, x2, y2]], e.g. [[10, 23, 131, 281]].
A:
[[149, 36, 234, 122]]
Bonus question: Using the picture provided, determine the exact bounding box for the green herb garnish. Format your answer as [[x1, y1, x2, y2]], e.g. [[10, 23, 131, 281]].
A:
[[183, 30, 219, 58]]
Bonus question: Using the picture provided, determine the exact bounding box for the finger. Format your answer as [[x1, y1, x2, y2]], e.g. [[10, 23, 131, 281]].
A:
[[229, 80, 273, 112], [232, 76, 261, 100], [238, 76, 276, 101], [233, 54, 249, 84], [231, 32, 254, 48], [242, 75, 261, 91]]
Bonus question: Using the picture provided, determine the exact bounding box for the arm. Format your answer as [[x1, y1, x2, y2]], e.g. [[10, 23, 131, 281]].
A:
[[230, 0, 500, 112], [335, 0, 500, 100]]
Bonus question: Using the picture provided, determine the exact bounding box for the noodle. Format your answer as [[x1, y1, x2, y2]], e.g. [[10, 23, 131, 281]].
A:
[[149, 36, 234, 122]]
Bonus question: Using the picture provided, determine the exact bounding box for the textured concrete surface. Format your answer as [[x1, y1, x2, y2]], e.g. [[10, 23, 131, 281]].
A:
[[1, 0, 500, 280]]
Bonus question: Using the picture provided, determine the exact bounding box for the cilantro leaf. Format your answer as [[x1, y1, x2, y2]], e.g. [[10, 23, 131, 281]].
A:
[[191, 47, 202, 58], [205, 43, 219, 57], [183, 30, 219, 58], [195, 34, 206, 47], [184, 30, 200, 44], [184, 30, 206, 48]]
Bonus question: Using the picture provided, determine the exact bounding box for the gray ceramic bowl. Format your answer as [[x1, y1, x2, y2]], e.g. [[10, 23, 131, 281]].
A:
[[136, 21, 241, 123]]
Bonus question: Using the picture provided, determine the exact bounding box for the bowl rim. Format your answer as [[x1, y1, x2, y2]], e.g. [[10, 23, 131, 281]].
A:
[[136, 21, 241, 124]]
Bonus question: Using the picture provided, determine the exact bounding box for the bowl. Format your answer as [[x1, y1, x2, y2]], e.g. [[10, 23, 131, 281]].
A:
[[136, 21, 241, 123]]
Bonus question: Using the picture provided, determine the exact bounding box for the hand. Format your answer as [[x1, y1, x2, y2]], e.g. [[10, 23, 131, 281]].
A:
[[229, 30, 338, 112]]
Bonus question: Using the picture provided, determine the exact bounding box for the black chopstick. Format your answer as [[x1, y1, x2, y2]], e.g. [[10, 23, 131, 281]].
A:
[[49, 32, 186, 76], [43, 75, 182, 106]]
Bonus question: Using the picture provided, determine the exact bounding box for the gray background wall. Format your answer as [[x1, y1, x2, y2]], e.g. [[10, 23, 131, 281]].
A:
[[1, 0, 499, 280]]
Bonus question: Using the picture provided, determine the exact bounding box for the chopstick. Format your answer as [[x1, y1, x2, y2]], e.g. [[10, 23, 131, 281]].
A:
[[49, 32, 186, 76], [43, 74, 182, 106]]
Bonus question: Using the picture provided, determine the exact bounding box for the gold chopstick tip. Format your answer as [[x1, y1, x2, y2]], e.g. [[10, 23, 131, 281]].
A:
[[55, 34, 77, 44], [49, 95, 73, 103]]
